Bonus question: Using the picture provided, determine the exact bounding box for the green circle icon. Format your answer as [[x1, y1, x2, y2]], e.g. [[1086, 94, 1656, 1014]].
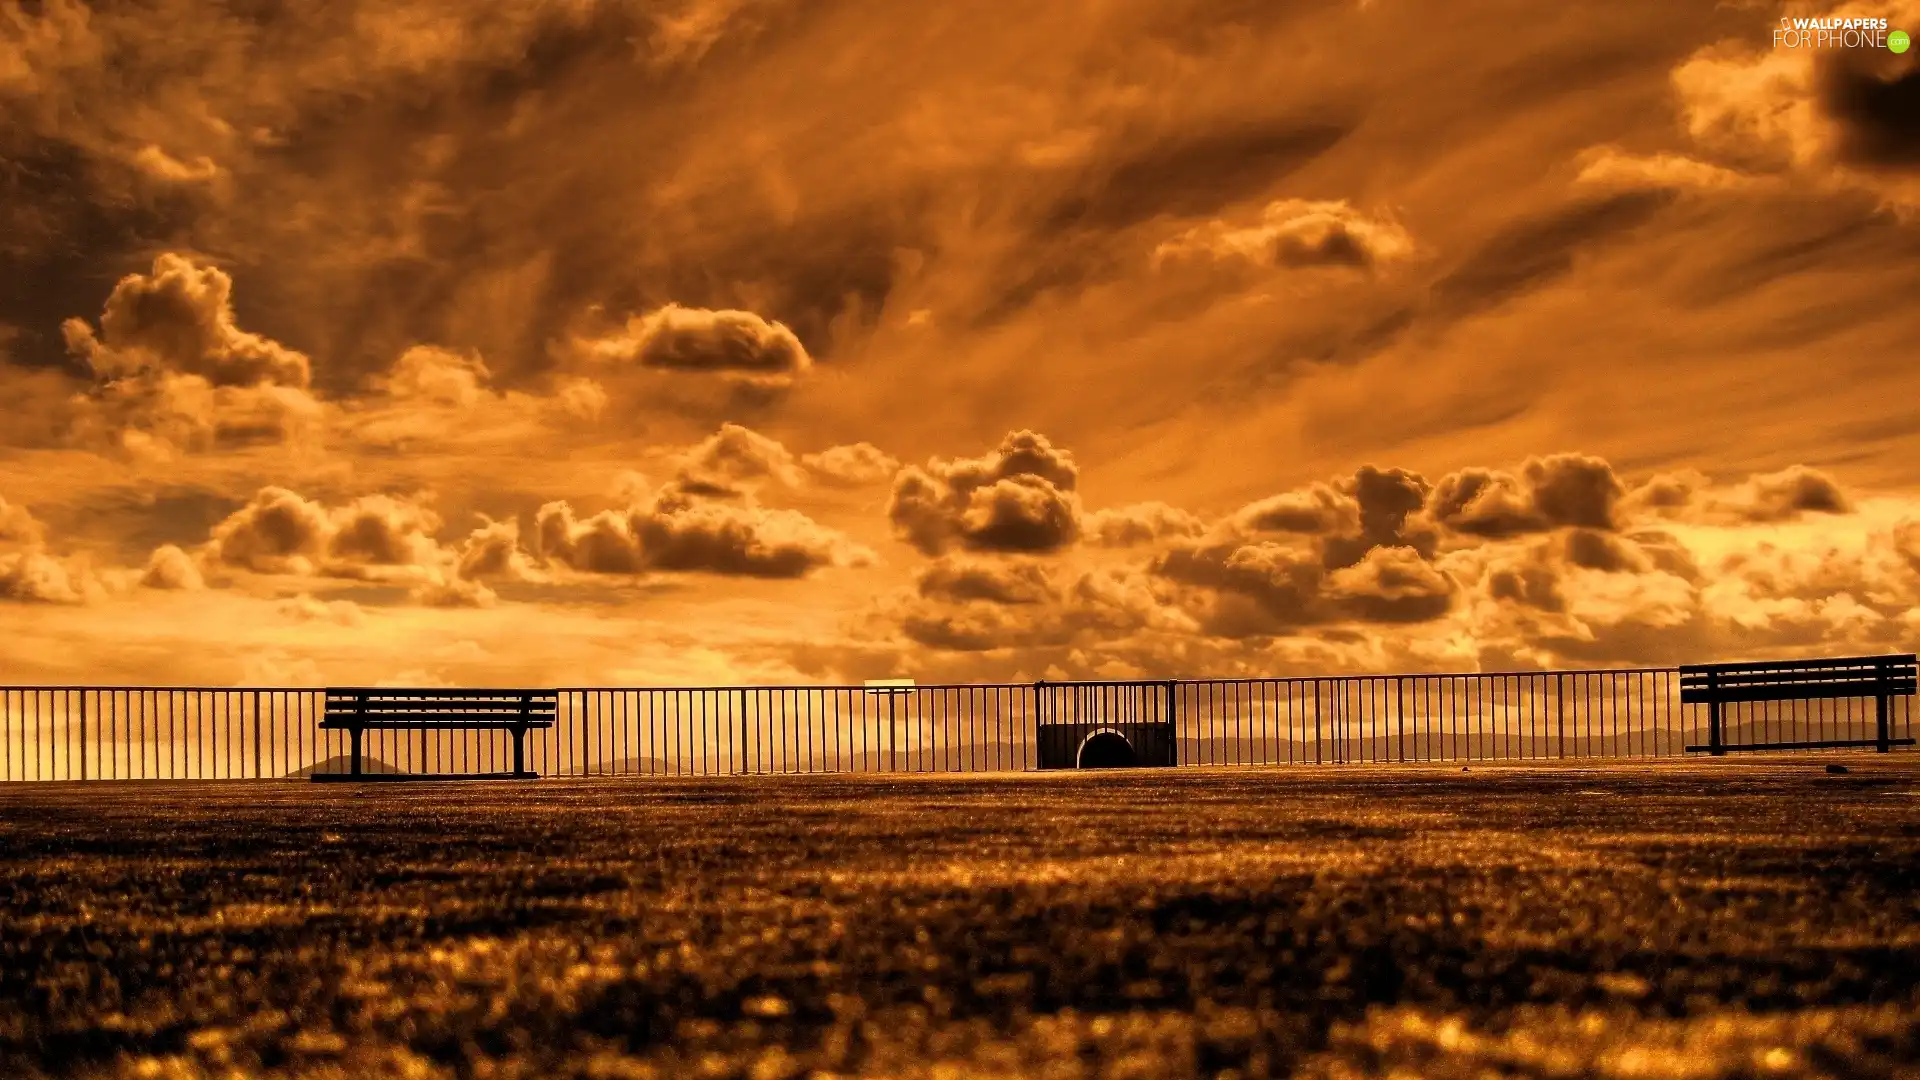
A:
[[1892, 29, 1912, 53]]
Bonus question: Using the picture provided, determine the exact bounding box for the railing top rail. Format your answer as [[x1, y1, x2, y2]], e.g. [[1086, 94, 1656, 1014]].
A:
[[11, 658, 1915, 695], [0, 686, 326, 693]]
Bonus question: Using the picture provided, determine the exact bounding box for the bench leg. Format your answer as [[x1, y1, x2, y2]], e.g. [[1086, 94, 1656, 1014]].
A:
[[1877, 692, 1891, 754], [351, 728, 364, 776], [1709, 701, 1725, 757], [514, 726, 528, 778]]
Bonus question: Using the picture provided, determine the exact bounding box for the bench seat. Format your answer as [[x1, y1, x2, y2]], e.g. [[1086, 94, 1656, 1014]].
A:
[[1681, 654, 1915, 755], [319, 688, 557, 780]]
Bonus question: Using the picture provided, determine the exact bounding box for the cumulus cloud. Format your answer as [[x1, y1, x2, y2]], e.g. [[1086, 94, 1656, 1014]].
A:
[[1152, 529, 1459, 639], [533, 486, 870, 579], [577, 304, 812, 383], [58, 254, 323, 456], [915, 556, 1059, 605], [895, 563, 1185, 653], [672, 422, 806, 494], [802, 442, 901, 487], [1429, 453, 1624, 538], [201, 486, 504, 605], [0, 550, 102, 605], [1154, 199, 1416, 271], [62, 254, 311, 389], [1086, 502, 1207, 547], [0, 492, 107, 604], [889, 430, 1083, 556], [139, 543, 204, 590], [1624, 464, 1853, 524], [377, 345, 492, 407]]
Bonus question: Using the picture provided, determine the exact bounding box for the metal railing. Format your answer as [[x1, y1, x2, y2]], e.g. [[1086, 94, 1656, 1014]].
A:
[[1, 667, 1912, 781]]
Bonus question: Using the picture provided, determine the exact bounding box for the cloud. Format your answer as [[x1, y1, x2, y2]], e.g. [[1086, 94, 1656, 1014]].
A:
[[673, 422, 806, 493], [0, 494, 46, 546], [56, 254, 323, 456], [1573, 146, 1764, 192], [1320, 545, 1455, 624], [576, 304, 813, 383], [139, 543, 204, 590], [894, 563, 1184, 653], [62, 254, 310, 389], [915, 555, 1059, 605], [1085, 501, 1207, 547], [1624, 464, 1854, 524], [377, 345, 492, 407], [1429, 453, 1624, 538], [276, 593, 366, 626], [0, 492, 105, 603], [1154, 198, 1416, 271], [1234, 483, 1360, 535], [888, 430, 1083, 555], [0, 550, 102, 604], [533, 487, 871, 579], [1667, 6, 1920, 209], [801, 442, 900, 487], [200, 486, 502, 604]]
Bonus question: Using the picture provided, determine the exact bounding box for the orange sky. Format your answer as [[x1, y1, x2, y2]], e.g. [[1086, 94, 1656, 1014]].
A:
[[2, 0, 1918, 687]]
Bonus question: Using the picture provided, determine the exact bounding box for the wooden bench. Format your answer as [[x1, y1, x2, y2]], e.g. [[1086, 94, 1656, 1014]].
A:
[[1682, 654, 1916, 755], [316, 688, 556, 781]]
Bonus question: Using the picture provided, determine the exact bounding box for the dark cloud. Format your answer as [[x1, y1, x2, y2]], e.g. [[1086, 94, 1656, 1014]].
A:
[[1562, 528, 1652, 574], [1817, 53, 1920, 170], [581, 305, 812, 381], [915, 556, 1057, 605], [1430, 191, 1675, 320], [1430, 453, 1623, 537], [888, 430, 1082, 555], [1042, 116, 1352, 234], [1321, 545, 1455, 624]]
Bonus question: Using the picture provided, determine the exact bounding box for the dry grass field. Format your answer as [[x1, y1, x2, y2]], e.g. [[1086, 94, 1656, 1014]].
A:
[[4, 759, 1919, 1078]]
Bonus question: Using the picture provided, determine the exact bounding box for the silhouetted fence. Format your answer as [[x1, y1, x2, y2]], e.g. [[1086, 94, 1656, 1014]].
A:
[[1, 667, 1913, 781]]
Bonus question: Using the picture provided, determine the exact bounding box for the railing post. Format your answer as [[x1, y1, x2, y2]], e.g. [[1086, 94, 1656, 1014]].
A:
[[736, 689, 748, 774], [1555, 673, 1566, 760], [78, 690, 89, 782], [1163, 680, 1178, 766], [1707, 669, 1724, 757], [1396, 677, 1406, 764], [1875, 659, 1891, 754], [251, 690, 262, 779], [1313, 679, 1323, 766]]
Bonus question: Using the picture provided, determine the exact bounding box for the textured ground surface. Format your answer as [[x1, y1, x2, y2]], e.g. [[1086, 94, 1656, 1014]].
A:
[[3, 759, 1919, 1079]]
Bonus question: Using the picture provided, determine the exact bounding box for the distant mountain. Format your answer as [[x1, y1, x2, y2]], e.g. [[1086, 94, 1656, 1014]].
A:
[[289, 754, 408, 778]]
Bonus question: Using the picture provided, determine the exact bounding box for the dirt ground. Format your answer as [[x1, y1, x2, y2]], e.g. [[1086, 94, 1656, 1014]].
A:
[[3, 757, 1918, 1079]]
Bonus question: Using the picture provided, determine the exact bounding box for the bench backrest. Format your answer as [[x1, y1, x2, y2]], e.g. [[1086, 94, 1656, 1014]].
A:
[[1679, 654, 1917, 705], [324, 688, 559, 722]]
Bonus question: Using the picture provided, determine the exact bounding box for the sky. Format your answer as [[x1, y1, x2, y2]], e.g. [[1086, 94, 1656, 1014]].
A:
[[1, 0, 1918, 688]]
